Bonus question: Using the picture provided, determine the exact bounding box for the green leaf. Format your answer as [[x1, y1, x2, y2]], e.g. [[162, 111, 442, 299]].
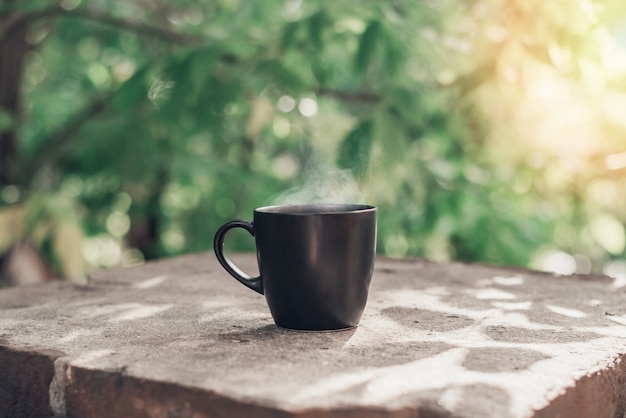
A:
[[189, 49, 219, 92], [280, 21, 300, 52], [0, 110, 14, 132], [308, 10, 327, 51], [337, 120, 373, 178], [388, 87, 425, 128], [311, 56, 328, 86], [111, 67, 152, 111], [255, 59, 306, 92], [380, 23, 405, 77], [355, 20, 380, 75], [373, 109, 409, 167]]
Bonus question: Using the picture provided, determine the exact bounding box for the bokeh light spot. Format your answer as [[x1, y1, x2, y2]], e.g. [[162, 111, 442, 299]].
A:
[[82, 235, 122, 268], [60, 0, 81, 10], [298, 98, 318, 117], [162, 227, 185, 252], [604, 259, 626, 287], [277, 95, 296, 112], [106, 212, 131, 237], [1, 185, 20, 204], [272, 116, 291, 138], [590, 214, 625, 255], [272, 154, 299, 179], [121, 249, 145, 267], [87, 63, 111, 88], [538, 250, 577, 275]]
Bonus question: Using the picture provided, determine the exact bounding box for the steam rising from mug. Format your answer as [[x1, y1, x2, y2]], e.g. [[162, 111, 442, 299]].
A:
[[272, 159, 366, 205]]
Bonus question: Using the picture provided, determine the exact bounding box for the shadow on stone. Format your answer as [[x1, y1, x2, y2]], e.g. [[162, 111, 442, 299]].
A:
[[525, 304, 606, 328], [218, 324, 357, 346], [219, 325, 455, 369], [462, 347, 550, 373], [484, 326, 600, 343], [381, 307, 474, 332], [345, 341, 455, 368]]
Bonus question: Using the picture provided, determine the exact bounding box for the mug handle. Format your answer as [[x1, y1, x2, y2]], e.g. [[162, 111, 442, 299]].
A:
[[213, 220, 264, 295]]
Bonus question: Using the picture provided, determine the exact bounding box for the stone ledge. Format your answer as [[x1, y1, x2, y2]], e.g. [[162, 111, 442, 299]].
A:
[[1, 253, 626, 417], [0, 346, 62, 418]]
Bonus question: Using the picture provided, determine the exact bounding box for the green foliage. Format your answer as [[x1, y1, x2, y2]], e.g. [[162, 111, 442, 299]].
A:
[[337, 120, 373, 178], [2, 0, 626, 277], [0, 110, 14, 132]]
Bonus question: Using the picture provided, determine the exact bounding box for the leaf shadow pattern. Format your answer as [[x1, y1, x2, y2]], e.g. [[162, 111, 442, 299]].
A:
[[218, 325, 455, 369], [381, 307, 474, 332], [462, 347, 550, 373], [484, 325, 600, 344]]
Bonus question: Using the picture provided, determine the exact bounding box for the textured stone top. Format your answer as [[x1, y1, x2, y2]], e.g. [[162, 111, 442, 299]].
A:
[[2, 253, 626, 418]]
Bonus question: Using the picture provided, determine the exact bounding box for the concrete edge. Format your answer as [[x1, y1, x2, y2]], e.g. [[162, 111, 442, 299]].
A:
[[533, 353, 626, 418], [0, 346, 65, 418], [61, 364, 454, 418]]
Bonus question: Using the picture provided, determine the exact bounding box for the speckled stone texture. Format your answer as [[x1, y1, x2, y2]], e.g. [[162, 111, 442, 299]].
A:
[[2, 253, 626, 418]]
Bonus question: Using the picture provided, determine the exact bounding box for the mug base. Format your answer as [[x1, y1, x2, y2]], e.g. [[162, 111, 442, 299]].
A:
[[276, 324, 357, 333]]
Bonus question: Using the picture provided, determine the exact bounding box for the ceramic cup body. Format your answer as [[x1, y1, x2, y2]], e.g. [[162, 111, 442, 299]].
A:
[[214, 204, 377, 331]]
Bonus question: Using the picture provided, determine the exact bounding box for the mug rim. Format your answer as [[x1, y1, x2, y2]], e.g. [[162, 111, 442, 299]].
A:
[[254, 203, 376, 215]]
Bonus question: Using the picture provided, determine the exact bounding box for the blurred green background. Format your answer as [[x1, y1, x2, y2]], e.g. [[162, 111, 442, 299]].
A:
[[2, 0, 626, 283]]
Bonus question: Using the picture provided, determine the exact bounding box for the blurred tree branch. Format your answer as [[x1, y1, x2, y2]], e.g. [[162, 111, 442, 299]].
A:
[[316, 88, 381, 103], [0, 4, 204, 49], [1, 2, 204, 188], [0, 5, 29, 187], [60, 6, 204, 45]]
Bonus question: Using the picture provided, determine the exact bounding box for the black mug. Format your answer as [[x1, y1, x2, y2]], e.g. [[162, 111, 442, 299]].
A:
[[213, 204, 377, 331]]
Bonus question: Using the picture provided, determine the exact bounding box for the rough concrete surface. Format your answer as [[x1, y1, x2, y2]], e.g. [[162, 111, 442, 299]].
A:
[[2, 253, 626, 418]]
